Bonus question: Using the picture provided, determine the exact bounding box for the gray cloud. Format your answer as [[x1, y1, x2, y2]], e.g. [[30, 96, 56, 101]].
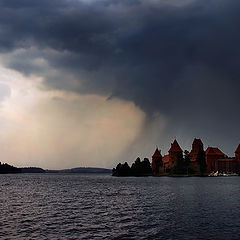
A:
[[0, 0, 240, 155], [0, 83, 11, 101]]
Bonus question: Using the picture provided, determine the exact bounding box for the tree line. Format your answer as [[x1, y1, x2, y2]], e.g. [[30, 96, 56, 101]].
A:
[[0, 162, 21, 174], [172, 150, 206, 175], [112, 157, 152, 176], [112, 149, 207, 176]]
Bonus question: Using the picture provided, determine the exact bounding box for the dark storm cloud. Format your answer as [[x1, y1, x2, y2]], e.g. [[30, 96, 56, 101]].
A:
[[0, 0, 240, 152]]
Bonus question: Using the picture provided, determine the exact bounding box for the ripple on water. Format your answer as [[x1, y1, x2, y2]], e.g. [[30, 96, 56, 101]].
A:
[[1, 174, 240, 239]]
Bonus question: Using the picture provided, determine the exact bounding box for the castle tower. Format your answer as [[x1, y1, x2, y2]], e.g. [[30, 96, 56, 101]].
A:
[[152, 148, 163, 175], [168, 139, 183, 168], [190, 138, 204, 162], [188, 138, 204, 173]]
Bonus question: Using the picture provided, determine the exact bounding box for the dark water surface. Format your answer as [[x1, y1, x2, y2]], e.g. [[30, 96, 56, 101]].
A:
[[1, 174, 240, 240]]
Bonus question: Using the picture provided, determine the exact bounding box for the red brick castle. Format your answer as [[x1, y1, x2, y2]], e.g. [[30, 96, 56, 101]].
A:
[[152, 138, 240, 175]]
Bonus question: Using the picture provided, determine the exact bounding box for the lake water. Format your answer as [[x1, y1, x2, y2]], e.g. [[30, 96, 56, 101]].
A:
[[1, 174, 240, 239]]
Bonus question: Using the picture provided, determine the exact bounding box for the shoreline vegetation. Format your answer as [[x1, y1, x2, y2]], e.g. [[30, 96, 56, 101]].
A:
[[111, 158, 220, 177], [111, 157, 204, 177], [112, 157, 152, 177], [0, 162, 21, 174]]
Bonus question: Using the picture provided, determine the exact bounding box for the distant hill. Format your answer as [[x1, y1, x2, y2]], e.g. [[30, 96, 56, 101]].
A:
[[21, 167, 46, 173], [1, 164, 111, 174], [45, 167, 112, 174]]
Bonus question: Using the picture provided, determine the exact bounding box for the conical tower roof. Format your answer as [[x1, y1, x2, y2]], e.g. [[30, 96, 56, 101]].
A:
[[169, 139, 182, 152], [192, 138, 203, 147], [152, 148, 162, 158], [235, 144, 240, 153]]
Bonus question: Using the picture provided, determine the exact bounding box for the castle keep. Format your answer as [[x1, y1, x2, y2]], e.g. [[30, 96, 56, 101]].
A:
[[152, 138, 240, 175]]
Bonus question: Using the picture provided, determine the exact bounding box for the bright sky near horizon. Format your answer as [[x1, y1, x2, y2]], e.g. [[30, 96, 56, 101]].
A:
[[0, 65, 146, 169]]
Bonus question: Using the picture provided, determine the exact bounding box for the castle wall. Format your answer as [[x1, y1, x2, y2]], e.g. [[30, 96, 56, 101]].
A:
[[206, 155, 219, 172], [152, 156, 163, 175], [235, 153, 240, 161], [217, 160, 237, 173]]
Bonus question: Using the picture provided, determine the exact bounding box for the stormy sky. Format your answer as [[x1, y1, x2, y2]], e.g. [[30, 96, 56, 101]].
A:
[[0, 0, 239, 168]]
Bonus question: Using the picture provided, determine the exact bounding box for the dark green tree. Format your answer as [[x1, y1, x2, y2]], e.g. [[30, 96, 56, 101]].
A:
[[113, 157, 152, 177], [141, 158, 152, 175], [131, 157, 143, 176], [184, 150, 190, 167], [174, 152, 184, 174], [197, 150, 206, 175], [112, 162, 131, 176], [0, 162, 21, 174]]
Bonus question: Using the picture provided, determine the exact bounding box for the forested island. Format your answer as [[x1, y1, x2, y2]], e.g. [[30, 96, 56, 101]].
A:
[[112, 139, 207, 177], [112, 154, 196, 177], [113, 139, 240, 177], [0, 162, 21, 174], [0, 163, 45, 174]]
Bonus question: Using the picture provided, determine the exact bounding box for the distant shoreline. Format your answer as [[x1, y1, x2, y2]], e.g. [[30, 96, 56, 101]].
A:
[[0, 164, 112, 174]]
